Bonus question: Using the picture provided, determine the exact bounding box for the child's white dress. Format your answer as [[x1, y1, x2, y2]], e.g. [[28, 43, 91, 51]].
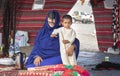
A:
[[52, 27, 77, 65]]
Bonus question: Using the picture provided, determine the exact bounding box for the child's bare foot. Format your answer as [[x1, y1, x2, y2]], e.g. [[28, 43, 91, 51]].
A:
[[67, 45, 75, 56]]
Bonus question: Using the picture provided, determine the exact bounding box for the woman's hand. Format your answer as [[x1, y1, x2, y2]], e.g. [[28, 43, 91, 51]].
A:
[[67, 44, 75, 56], [34, 56, 43, 66], [62, 40, 70, 44]]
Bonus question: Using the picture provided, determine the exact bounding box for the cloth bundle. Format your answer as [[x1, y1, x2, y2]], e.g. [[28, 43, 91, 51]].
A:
[[92, 61, 120, 70]]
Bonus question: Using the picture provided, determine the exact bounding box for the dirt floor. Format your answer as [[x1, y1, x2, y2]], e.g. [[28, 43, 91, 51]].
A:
[[78, 51, 120, 76]]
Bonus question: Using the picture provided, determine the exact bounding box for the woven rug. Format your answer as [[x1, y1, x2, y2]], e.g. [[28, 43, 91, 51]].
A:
[[0, 64, 18, 76]]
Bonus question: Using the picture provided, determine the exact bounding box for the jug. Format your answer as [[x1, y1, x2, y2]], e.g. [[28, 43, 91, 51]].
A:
[[14, 52, 26, 69]]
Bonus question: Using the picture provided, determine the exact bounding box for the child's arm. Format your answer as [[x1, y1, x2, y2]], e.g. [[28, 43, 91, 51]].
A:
[[62, 29, 76, 44], [69, 29, 76, 44], [51, 28, 59, 38], [51, 34, 57, 38]]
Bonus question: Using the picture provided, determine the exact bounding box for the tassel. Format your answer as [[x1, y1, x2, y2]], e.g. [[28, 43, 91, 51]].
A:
[[80, 0, 85, 5]]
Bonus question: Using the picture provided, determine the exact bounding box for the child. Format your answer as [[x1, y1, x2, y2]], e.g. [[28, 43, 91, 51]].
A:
[[51, 15, 77, 65]]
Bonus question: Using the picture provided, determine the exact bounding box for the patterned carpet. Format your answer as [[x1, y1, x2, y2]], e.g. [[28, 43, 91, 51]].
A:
[[0, 65, 18, 76]]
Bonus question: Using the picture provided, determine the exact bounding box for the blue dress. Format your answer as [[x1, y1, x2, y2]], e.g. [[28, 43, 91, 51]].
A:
[[25, 10, 80, 69]]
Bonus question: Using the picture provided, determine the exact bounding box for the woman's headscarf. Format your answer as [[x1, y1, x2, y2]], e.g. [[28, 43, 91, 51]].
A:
[[43, 10, 60, 30]]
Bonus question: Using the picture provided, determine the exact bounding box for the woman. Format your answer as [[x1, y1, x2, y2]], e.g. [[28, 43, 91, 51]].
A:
[[26, 10, 80, 69]]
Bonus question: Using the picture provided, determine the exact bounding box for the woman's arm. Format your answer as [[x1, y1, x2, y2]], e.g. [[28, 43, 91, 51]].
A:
[[67, 38, 80, 59], [26, 28, 45, 66]]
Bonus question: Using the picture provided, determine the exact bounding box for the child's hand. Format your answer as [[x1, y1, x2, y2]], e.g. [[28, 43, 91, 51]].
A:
[[51, 34, 57, 38], [62, 40, 70, 44]]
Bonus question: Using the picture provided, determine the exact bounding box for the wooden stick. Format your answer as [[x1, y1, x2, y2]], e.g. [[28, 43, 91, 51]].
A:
[[61, 32, 70, 64]]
